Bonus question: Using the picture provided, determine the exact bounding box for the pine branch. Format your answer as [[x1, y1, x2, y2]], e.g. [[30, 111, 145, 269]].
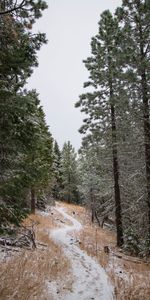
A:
[[0, 0, 26, 15]]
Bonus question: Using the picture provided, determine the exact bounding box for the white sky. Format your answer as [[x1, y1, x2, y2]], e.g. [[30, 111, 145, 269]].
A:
[[28, 0, 122, 150]]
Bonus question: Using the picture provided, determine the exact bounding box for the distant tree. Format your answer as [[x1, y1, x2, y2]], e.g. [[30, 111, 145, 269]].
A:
[[52, 141, 63, 199], [61, 141, 79, 203], [20, 91, 53, 213], [78, 139, 114, 226]]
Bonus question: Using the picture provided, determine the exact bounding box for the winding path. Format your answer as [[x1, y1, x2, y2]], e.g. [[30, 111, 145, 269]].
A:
[[50, 205, 114, 300]]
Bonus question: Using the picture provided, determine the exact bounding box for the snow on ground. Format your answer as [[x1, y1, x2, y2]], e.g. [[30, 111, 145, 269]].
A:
[[0, 250, 5, 262], [49, 205, 114, 300]]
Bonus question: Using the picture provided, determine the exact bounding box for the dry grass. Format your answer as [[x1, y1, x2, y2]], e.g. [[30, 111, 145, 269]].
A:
[[0, 211, 70, 300], [3, 202, 148, 300], [56, 201, 150, 300], [56, 201, 90, 225], [71, 205, 150, 300]]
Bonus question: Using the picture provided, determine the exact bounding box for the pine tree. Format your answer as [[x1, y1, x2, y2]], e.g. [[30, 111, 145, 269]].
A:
[[0, 0, 53, 228], [61, 141, 79, 203], [75, 11, 124, 246], [78, 139, 114, 226], [116, 0, 150, 248], [20, 91, 53, 213], [0, 1, 47, 18], [52, 141, 62, 199]]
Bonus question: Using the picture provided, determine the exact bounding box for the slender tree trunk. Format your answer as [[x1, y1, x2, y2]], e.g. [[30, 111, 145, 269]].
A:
[[95, 211, 101, 227], [109, 83, 124, 247], [90, 187, 95, 223], [31, 187, 36, 214], [141, 71, 150, 239], [91, 209, 94, 223], [107, 46, 124, 246], [110, 103, 124, 246], [68, 172, 71, 203]]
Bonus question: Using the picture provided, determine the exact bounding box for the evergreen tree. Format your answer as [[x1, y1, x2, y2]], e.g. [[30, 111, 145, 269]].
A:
[[0, 1, 47, 18], [21, 90, 53, 213], [0, 0, 53, 229], [61, 141, 79, 203], [116, 0, 150, 248], [52, 141, 62, 199], [75, 11, 125, 246], [78, 139, 114, 226]]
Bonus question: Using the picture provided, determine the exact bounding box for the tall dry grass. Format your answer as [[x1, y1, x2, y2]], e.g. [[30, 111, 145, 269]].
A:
[[0, 211, 70, 300], [77, 220, 150, 300], [58, 201, 150, 300]]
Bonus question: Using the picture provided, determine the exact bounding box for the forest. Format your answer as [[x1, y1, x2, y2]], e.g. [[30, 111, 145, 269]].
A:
[[0, 1, 150, 299]]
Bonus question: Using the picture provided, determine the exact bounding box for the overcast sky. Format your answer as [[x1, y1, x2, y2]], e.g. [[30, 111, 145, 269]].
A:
[[28, 0, 122, 151]]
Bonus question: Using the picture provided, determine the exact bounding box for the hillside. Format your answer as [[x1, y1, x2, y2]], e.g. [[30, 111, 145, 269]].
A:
[[0, 202, 149, 300]]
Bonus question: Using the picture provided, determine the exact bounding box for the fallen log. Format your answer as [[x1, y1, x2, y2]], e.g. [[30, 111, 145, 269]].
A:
[[0, 223, 36, 249]]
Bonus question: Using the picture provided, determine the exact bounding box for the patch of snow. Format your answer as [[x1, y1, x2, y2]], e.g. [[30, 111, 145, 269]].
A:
[[38, 211, 50, 217], [49, 205, 114, 300], [47, 280, 62, 299]]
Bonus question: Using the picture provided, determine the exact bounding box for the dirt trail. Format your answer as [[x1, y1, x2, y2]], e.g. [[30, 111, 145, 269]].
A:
[[50, 204, 114, 300]]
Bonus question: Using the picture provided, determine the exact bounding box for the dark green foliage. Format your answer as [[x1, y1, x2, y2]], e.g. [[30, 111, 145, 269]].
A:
[[76, 10, 124, 247], [123, 228, 140, 256], [60, 141, 79, 203], [116, 0, 150, 251], [0, 203, 29, 234], [51, 141, 63, 199], [0, 0, 54, 229], [76, 2, 150, 255]]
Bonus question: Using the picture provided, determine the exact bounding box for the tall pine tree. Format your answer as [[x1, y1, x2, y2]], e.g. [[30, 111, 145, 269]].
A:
[[75, 11, 125, 246]]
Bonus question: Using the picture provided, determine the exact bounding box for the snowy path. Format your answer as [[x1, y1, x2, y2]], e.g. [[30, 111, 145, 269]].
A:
[[50, 205, 114, 300]]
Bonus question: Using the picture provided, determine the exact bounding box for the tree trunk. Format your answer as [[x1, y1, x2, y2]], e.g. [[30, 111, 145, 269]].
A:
[[31, 187, 36, 214], [68, 172, 71, 203], [110, 103, 124, 246], [91, 209, 95, 223], [141, 71, 150, 239], [90, 187, 95, 223], [108, 46, 124, 247], [95, 211, 101, 227], [110, 102, 124, 247]]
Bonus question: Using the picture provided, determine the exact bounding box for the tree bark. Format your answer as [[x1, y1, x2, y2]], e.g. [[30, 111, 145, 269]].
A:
[[31, 187, 36, 214], [110, 103, 124, 246], [107, 45, 124, 246], [109, 75, 124, 246], [68, 172, 71, 203], [95, 211, 101, 227], [90, 187, 95, 223], [141, 71, 150, 239]]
